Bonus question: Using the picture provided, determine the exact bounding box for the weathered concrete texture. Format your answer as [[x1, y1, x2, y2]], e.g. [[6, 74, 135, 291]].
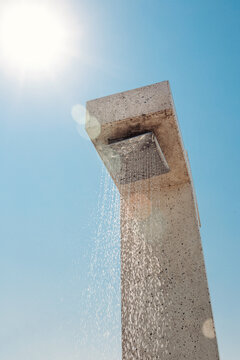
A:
[[86, 81, 219, 359]]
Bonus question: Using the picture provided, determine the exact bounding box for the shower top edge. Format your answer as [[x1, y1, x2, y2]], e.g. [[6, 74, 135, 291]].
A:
[[86, 81, 172, 127]]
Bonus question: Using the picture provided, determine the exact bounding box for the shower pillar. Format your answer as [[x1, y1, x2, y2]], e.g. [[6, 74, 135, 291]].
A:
[[86, 81, 219, 360]]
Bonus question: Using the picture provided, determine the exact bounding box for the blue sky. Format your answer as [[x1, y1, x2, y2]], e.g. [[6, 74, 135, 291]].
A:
[[0, 0, 239, 359]]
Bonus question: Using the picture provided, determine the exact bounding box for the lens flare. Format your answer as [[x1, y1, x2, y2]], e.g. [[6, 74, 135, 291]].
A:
[[202, 318, 215, 339]]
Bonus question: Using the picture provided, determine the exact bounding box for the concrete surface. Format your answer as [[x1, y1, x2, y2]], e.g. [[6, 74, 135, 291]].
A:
[[86, 81, 219, 359]]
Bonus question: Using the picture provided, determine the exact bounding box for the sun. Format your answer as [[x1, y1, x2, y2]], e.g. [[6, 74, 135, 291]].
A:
[[0, 1, 69, 76]]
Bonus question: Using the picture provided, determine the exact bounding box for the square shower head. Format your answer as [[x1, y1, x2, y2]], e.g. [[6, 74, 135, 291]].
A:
[[105, 132, 170, 184]]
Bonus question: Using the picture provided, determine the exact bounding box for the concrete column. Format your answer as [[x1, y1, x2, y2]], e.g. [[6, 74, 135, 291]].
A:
[[86, 82, 219, 360]]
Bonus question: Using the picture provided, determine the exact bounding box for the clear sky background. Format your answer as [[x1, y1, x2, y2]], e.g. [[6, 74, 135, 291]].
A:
[[0, 0, 239, 359]]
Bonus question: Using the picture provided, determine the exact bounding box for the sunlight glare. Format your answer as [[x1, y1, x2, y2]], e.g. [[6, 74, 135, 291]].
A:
[[0, 2, 69, 75]]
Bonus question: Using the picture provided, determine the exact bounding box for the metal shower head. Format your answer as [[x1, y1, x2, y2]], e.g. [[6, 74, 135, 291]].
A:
[[105, 132, 169, 184]]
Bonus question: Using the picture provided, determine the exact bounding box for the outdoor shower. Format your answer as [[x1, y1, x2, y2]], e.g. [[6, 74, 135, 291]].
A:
[[86, 81, 219, 360]]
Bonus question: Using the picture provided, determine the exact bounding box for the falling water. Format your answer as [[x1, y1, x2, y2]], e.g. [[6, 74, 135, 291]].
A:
[[119, 137, 173, 359], [78, 166, 121, 360], [79, 134, 174, 359]]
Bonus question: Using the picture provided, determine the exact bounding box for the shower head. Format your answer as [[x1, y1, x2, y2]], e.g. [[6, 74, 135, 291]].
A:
[[86, 81, 191, 190], [104, 132, 169, 185]]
